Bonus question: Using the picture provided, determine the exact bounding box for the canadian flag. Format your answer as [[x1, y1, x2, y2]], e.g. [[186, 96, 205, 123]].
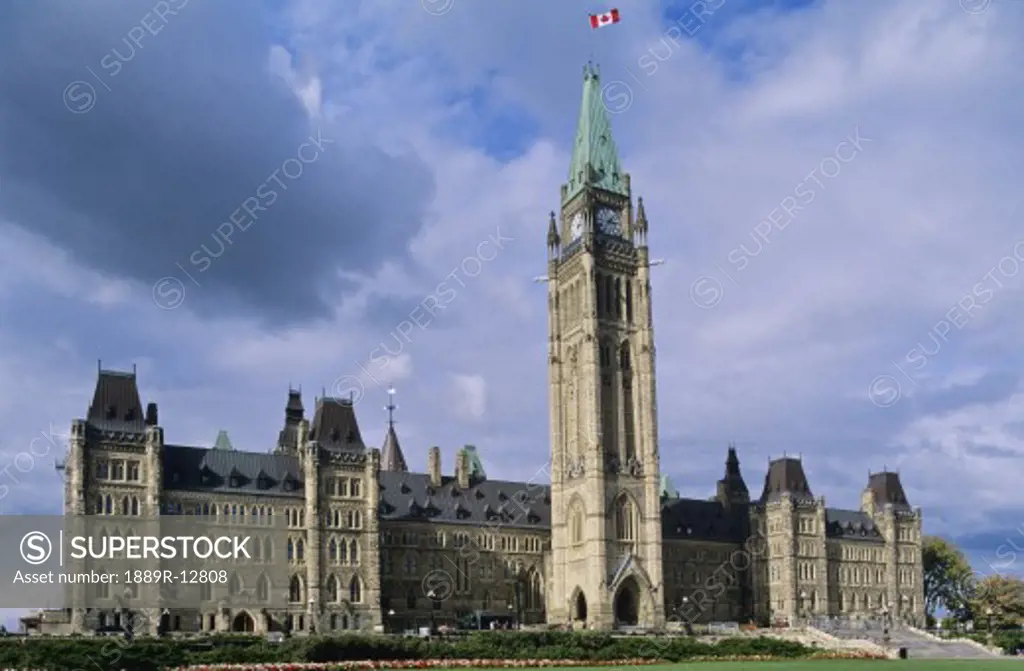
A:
[[590, 8, 620, 29]]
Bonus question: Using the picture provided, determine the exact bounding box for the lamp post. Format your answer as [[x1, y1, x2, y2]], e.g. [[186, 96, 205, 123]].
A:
[[681, 596, 692, 636], [308, 598, 316, 635], [900, 595, 908, 626], [986, 607, 994, 645], [427, 590, 438, 635], [514, 578, 523, 629], [799, 591, 807, 627], [387, 609, 395, 634]]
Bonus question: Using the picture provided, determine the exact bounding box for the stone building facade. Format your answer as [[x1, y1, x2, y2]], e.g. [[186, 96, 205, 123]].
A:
[[38, 63, 924, 636]]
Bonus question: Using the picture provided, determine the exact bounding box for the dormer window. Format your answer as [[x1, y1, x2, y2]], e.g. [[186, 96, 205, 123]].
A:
[[105, 405, 116, 420], [125, 408, 135, 421], [329, 428, 340, 442], [346, 429, 357, 443]]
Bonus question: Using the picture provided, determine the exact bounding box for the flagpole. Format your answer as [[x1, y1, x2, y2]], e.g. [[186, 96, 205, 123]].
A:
[[588, 10, 603, 69]]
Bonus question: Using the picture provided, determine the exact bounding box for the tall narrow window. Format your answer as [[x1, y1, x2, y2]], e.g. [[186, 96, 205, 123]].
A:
[[620, 342, 635, 461], [625, 280, 633, 322]]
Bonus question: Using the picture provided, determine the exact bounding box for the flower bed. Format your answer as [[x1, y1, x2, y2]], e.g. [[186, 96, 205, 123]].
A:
[[167, 650, 889, 671]]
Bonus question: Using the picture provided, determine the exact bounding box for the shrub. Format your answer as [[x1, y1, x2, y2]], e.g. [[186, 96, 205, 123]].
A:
[[0, 631, 824, 670]]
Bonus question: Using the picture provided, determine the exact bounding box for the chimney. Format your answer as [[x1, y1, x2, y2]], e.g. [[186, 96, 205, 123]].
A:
[[428, 446, 441, 488], [455, 448, 470, 490], [145, 403, 158, 426]]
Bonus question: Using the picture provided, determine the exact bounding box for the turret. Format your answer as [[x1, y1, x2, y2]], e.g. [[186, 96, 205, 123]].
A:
[[277, 388, 306, 453], [547, 211, 560, 258], [635, 197, 648, 245], [380, 387, 408, 472], [716, 444, 749, 507]]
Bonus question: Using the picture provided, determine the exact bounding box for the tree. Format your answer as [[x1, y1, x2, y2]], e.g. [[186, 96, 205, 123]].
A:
[[923, 535, 974, 621], [969, 574, 1024, 628]]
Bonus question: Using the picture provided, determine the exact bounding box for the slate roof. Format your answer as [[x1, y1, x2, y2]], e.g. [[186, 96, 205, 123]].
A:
[[825, 508, 885, 543], [760, 457, 814, 503], [162, 445, 304, 498], [87, 369, 146, 431], [309, 398, 365, 451], [660, 498, 750, 542], [378, 471, 549, 529], [867, 472, 912, 510]]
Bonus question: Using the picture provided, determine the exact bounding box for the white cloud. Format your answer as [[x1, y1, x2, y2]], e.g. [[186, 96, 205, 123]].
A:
[[451, 374, 486, 421], [1, 0, 1023, 549]]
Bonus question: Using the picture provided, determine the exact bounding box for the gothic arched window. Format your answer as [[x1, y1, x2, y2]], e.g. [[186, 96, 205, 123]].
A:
[[615, 495, 638, 543], [349, 575, 362, 603], [289, 575, 303, 602], [569, 498, 584, 545], [257, 574, 270, 602], [326, 574, 339, 602]]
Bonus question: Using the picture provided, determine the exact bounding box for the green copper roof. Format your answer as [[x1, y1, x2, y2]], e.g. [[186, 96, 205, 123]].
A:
[[463, 444, 487, 480], [213, 430, 234, 451], [660, 474, 679, 499], [564, 63, 628, 204]]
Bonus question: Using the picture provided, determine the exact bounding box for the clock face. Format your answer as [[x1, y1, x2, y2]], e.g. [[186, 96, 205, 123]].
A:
[[597, 207, 621, 236], [570, 212, 585, 240]]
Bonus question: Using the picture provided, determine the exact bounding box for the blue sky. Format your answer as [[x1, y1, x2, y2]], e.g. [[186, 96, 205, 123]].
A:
[[0, 0, 1022, 627]]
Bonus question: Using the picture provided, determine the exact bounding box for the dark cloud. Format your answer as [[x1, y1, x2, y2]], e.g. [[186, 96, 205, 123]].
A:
[[0, 0, 434, 327]]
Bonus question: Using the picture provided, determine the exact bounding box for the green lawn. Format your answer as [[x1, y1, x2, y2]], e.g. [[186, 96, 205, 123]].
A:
[[461, 664, 1023, 671]]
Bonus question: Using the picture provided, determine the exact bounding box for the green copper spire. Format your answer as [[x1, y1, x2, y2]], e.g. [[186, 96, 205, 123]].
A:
[[564, 63, 628, 204], [213, 429, 234, 451]]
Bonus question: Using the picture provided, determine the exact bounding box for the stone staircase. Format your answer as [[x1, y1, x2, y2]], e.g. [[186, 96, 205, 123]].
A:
[[760, 626, 895, 658], [825, 623, 1004, 659]]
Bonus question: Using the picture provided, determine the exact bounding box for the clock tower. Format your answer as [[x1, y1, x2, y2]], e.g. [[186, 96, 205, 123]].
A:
[[546, 63, 665, 630]]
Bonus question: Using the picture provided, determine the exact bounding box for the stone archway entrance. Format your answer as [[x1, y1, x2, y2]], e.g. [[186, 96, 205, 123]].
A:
[[572, 589, 588, 622], [613, 577, 639, 626], [232, 611, 255, 632]]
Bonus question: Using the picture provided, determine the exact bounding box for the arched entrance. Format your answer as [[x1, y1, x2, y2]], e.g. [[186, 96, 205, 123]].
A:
[[572, 589, 588, 622], [232, 611, 255, 632], [613, 577, 639, 626]]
